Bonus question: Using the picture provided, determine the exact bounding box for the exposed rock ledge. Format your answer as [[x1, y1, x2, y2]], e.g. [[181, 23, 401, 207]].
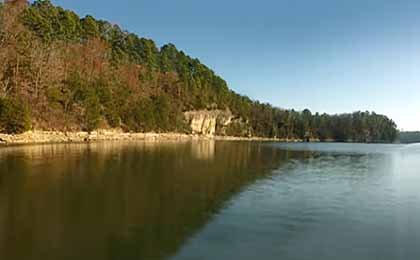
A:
[[184, 110, 233, 135], [0, 129, 301, 146]]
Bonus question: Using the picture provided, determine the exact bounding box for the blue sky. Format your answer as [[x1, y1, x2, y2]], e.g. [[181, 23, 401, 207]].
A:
[[52, 0, 420, 130]]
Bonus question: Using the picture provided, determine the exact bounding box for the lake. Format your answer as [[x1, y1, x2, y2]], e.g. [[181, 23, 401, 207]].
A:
[[0, 141, 419, 260]]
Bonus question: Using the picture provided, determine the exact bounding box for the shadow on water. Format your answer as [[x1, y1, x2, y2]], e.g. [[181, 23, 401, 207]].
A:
[[0, 141, 309, 260]]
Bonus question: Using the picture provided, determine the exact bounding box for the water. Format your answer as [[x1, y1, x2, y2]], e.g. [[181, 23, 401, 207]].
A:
[[0, 141, 419, 260]]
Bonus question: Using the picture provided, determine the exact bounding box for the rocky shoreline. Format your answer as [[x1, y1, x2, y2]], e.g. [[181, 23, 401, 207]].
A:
[[0, 129, 305, 146]]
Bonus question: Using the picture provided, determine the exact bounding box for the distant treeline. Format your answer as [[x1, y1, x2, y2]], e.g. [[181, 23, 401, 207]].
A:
[[399, 132, 420, 144], [0, 1, 398, 142]]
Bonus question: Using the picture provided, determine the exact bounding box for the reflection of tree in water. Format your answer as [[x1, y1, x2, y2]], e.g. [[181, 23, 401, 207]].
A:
[[0, 141, 306, 260]]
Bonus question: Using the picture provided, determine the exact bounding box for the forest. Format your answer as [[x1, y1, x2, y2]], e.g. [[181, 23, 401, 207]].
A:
[[0, 0, 399, 142], [399, 132, 420, 144]]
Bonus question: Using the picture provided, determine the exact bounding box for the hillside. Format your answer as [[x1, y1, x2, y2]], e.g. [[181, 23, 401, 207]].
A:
[[399, 132, 420, 144], [0, 0, 398, 142]]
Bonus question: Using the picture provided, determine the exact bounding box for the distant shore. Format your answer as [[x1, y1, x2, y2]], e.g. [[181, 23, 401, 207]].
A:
[[0, 130, 308, 146]]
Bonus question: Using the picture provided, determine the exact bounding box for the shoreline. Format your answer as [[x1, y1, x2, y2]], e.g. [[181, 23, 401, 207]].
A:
[[0, 130, 305, 147]]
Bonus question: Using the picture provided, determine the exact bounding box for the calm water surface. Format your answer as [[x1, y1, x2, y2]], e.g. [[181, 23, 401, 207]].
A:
[[0, 141, 419, 260]]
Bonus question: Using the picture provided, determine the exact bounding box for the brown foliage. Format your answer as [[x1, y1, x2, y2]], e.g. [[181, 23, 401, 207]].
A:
[[0, 5, 186, 131]]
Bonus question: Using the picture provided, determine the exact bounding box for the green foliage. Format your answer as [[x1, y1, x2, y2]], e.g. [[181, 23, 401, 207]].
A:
[[0, 98, 31, 134], [120, 94, 190, 133], [96, 85, 121, 128], [82, 92, 101, 132], [123, 98, 156, 132], [81, 15, 99, 39], [225, 121, 249, 137], [399, 132, 420, 144]]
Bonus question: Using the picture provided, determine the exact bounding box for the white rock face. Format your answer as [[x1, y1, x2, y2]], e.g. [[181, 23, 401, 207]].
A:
[[184, 110, 233, 135]]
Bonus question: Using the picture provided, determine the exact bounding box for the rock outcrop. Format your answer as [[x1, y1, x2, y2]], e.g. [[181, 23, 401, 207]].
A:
[[184, 110, 233, 136]]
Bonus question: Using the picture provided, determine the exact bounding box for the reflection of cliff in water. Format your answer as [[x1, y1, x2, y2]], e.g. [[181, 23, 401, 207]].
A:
[[191, 140, 216, 160], [0, 141, 302, 260]]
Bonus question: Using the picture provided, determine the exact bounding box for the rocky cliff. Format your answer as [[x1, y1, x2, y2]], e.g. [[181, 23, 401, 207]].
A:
[[184, 110, 233, 136]]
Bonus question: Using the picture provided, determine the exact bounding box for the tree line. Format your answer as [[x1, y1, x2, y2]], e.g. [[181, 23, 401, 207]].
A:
[[0, 0, 398, 142], [399, 132, 420, 144]]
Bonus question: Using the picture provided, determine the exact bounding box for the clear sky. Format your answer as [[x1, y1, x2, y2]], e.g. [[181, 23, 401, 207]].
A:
[[51, 0, 420, 131]]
